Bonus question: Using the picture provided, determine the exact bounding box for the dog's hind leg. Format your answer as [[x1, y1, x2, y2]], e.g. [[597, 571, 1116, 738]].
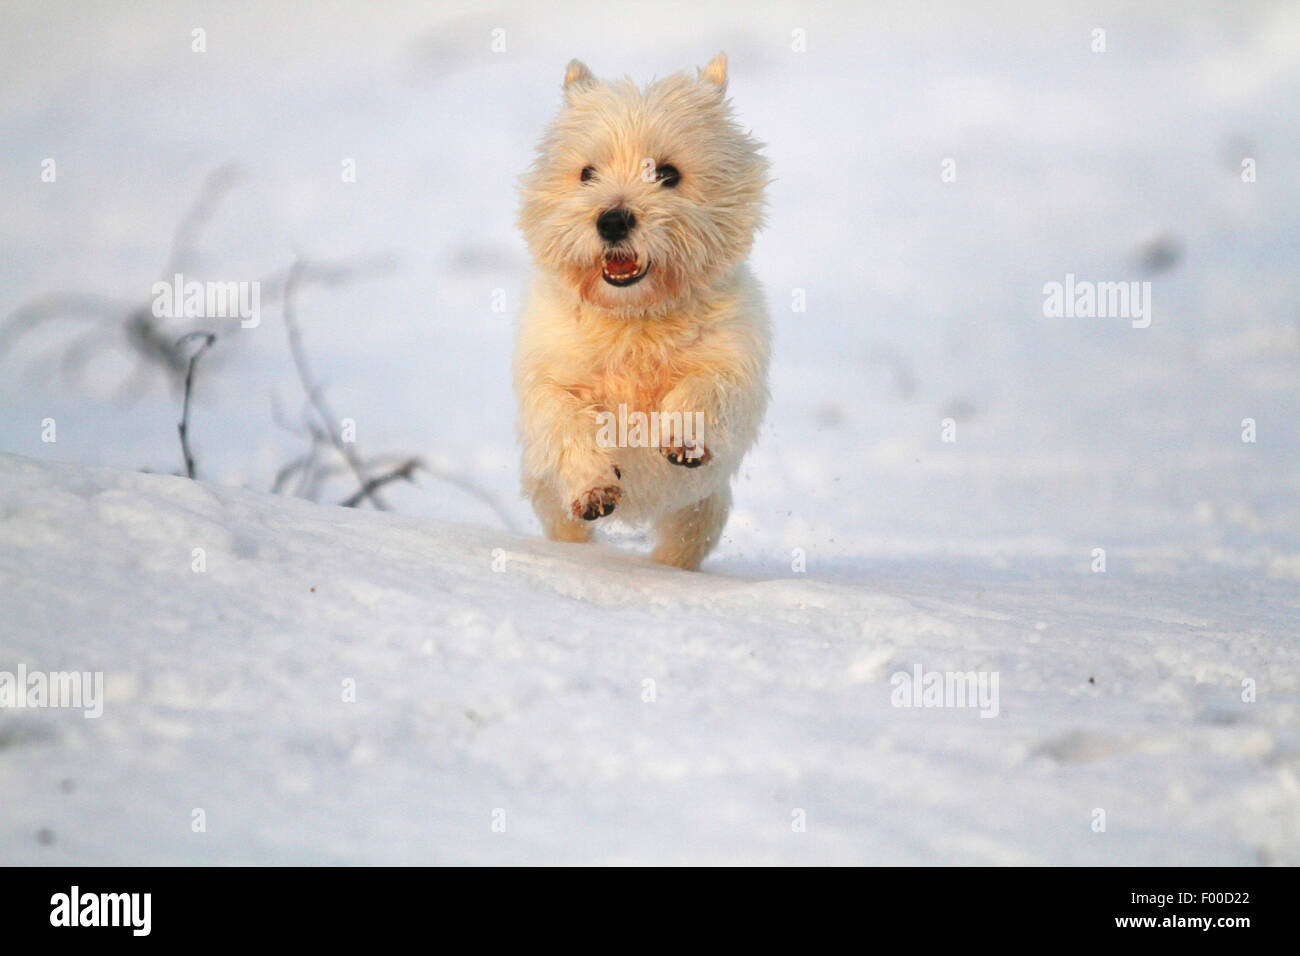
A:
[[651, 486, 731, 571]]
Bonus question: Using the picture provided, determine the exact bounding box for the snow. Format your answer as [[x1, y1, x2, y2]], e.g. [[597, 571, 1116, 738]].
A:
[[2, 453, 1296, 864], [1, 1, 1299, 863]]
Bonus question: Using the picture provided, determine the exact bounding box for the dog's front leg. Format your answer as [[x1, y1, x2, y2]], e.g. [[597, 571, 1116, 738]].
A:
[[519, 382, 622, 532], [657, 369, 761, 470]]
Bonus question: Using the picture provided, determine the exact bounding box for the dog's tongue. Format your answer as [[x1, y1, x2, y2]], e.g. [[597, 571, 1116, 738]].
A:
[[604, 254, 638, 278]]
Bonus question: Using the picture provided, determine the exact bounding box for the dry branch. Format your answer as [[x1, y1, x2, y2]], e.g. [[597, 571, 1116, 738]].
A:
[[340, 458, 422, 507], [280, 258, 389, 509], [175, 331, 216, 479]]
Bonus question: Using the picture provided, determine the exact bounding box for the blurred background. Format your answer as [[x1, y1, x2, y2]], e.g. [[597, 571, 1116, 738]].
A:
[[2, 0, 1298, 579]]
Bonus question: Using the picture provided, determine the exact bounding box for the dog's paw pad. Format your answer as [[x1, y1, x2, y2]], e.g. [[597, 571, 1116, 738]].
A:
[[572, 484, 621, 521], [661, 444, 711, 468]]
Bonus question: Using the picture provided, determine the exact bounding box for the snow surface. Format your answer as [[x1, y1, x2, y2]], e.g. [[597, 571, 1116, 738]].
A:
[[1, 452, 1297, 865], [1, 1, 1299, 863]]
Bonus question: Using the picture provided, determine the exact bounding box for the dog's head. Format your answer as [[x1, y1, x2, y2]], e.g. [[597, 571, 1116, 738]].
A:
[[519, 54, 768, 313]]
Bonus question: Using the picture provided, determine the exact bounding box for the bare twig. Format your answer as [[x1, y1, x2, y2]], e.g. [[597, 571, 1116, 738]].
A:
[[0, 293, 127, 359], [271, 260, 519, 528], [175, 331, 217, 479], [340, 457, 422, 507], [255, 254, 395, 305], [163, 165, 242, 278], [3, 167, 398, 401], [271, 452, 312, 495], [2, 166, 243, 394], [267, 397, 327, 497], [280, 258, 388, 509]]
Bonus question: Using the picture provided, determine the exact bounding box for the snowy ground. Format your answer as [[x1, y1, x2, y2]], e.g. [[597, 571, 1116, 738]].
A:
[[2, 452, 1297, 865], [1, 1, 1299, 863]]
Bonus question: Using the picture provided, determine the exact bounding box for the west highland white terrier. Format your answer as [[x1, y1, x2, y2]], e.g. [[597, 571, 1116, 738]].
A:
[[515, 53, 770, 570]]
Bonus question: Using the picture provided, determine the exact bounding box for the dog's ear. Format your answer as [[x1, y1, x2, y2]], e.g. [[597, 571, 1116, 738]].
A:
[[699, 52, 727, 92], [563, 59, 596, 98]]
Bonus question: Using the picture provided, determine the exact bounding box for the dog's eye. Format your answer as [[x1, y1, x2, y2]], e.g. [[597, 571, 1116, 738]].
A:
[[580, 166, 596, 183], [656, 164, 681, 188]]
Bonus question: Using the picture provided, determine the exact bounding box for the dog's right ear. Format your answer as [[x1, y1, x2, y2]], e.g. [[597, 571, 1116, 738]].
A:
[[699, 52, 728, 92], [563, 59, 596, 100]]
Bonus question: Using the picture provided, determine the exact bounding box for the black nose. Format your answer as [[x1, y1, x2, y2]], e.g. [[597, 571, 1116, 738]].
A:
[[596, 207, 636, 243]]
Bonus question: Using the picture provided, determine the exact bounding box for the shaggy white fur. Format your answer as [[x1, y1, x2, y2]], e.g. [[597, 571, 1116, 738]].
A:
[[514, 53, 771, 570]]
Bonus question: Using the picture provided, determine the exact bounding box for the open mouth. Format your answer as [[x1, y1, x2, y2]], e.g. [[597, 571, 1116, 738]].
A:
[[602, 253, 650, 287]]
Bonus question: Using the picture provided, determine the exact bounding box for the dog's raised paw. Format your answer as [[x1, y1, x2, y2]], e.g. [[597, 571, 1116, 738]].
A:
[[572, 484, 622, 520], [661, 444, 711, 468]]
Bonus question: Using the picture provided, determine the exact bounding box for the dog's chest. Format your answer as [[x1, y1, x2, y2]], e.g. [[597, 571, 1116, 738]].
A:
[[577, 321, 705, 410]]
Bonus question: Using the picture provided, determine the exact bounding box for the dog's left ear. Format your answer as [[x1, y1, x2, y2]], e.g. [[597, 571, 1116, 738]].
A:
[[699, 52, 727, 92]]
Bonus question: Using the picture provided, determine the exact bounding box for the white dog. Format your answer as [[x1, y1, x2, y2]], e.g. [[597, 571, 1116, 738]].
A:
[[514, 53, 771, 570]]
